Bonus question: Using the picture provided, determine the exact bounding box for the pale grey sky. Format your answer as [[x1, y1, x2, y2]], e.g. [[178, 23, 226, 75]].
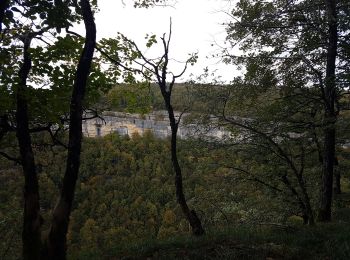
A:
[[92, 0, 237, 83]]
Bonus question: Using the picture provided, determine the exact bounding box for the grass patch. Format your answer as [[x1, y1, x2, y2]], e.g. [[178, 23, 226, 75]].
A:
[[101, 222, 350, 259]]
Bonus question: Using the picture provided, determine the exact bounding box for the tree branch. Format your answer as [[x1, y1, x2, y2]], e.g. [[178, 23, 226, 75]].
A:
[[0, 151, 21, 164]]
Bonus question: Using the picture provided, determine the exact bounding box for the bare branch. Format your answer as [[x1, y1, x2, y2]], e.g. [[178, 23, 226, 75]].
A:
[[0, 151, 21, 164], [299, 54, 326, 102], [221, 98, 300, 176], [225, 166, 284, 193]]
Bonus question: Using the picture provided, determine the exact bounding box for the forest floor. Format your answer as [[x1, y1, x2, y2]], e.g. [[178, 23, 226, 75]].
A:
[[112, 192, 350, 260]]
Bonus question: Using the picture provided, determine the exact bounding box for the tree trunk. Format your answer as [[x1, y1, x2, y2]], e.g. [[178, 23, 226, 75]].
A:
[[282, 175, 314, 225], [16, 36, 43, 260], [318, 128, 335, 221], [297, 176, 315, 225], [167, 103, 204, 236], [334, 157, 341, 194], [42, 0, 96, 258], [318, 0, 338, 222]]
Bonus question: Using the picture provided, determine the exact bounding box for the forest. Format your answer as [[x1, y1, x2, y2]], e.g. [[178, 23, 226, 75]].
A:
[[1, 0, 350, 259]]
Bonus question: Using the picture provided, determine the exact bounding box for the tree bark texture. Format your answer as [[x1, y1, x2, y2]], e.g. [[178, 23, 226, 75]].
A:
[[334, 157, 341, 194], [16, 36, 43, 260], [43, 0, 96, 258], [318, 0, 338, 222]]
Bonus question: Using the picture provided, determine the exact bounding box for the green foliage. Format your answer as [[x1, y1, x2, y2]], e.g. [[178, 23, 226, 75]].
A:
[[0, 0, 114, 130], [107, 83, 153, 114], [133, 0, 170, 8], [145, 34, 157, 48], [224, 0, 349, 119], [1, 132, 350, 258]]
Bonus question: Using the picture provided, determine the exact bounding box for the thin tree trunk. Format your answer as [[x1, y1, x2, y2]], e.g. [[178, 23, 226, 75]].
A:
[[125, 18, 204, 236], [334, 157, 341, 194], [166, 101, 204, 236], [281, 175, 313, 225], [318, 129, 335, 221], [16, 36, 42, 260], [43, 0, 96, 258], [318, 0, 338, 222], [296, 175, 315, 225]]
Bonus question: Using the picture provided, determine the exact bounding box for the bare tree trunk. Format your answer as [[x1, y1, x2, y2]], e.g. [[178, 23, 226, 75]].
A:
[[167, 103, 204, 236], [16, 36, 43, 260], [318, 0, 338, 222], [334, 157, 341, 194], [107, 18, 205, 236], [296, 176, 315, 225], [42, 0, 96, 258], [318, 129, 335, 221]]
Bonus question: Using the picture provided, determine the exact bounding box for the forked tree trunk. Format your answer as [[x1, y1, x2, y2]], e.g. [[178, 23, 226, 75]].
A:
[[42, 0, 96, 258], [16, 36, 43, 260], [146, 21, 205, 236], [318, 0, 338, 222]]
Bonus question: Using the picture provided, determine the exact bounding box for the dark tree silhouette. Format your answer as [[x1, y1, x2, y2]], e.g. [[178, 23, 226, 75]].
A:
[[99, 20, 205, 235], [10, 0, 96, 258]]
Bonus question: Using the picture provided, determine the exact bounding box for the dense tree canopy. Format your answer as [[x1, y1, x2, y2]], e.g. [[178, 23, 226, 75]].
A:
[[223, 0, 349, 221]]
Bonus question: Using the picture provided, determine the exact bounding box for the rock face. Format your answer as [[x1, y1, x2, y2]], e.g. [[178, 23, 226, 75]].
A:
[[82, 110, 230, 140]]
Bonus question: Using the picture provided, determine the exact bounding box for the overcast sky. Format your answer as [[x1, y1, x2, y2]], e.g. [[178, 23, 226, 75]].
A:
[[92, 0, 237, 83]]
